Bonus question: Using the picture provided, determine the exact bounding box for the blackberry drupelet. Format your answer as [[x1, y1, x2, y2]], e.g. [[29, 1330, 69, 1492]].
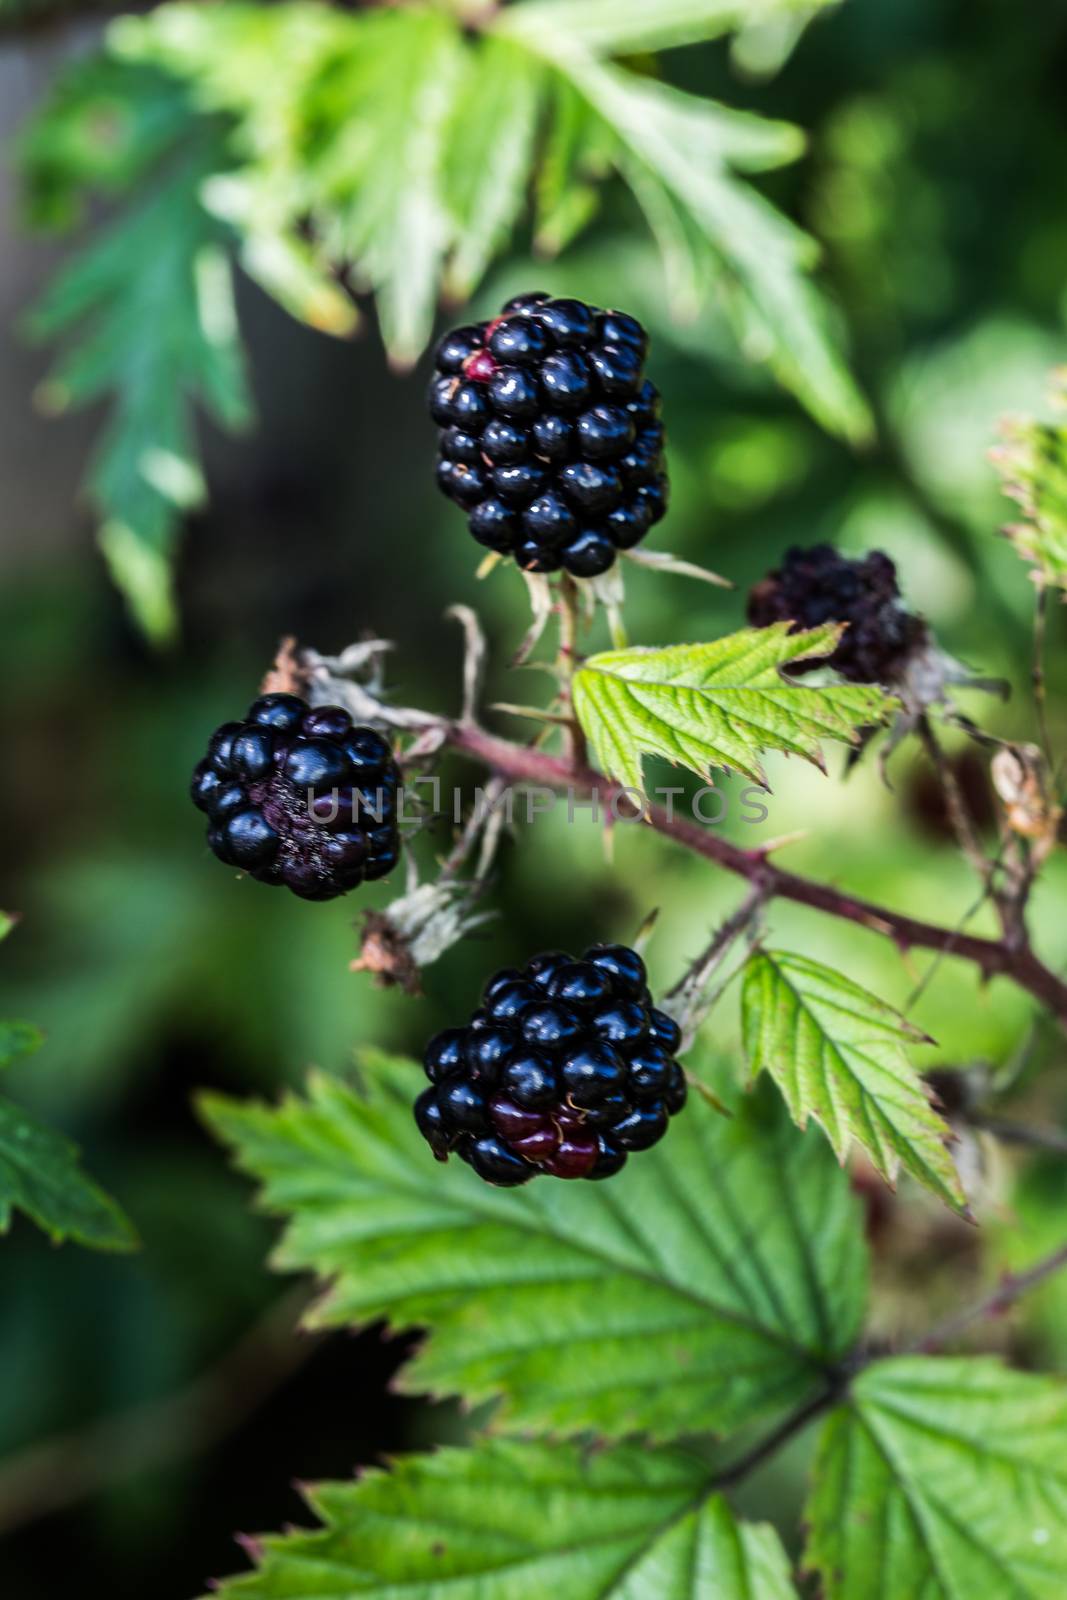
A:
[[414, 944, 687, 1185], [429, 293, 668, 578], [190, 693, 400, 900], [747, 543, 927, 685]]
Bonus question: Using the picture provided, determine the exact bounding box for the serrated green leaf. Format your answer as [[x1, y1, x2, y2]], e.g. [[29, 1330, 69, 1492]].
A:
[[0, 1096, 137, 1251], [0, 1021, 44, 1069], [443, 37, 542, 296], [572, 624, 892, 796], [742, 950, 967, 1214], [318, 9, 465, 364], [534, 74, 614, 254], [28, 138, 252, 643], [806, 1356, 1067, 1599], [992, 370, 1067, 594], [522, 52, 871, 441], [208, 1437, 799, 1599], [202, 1054, 867, 1443], [501, 0, 837, 57]]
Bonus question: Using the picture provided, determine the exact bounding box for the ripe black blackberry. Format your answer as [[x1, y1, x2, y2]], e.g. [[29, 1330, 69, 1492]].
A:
[[428, 293, 668, 579], [747, 544, 927, 685], [190, 694, 400, 900], [414, 944, 687, 1185]]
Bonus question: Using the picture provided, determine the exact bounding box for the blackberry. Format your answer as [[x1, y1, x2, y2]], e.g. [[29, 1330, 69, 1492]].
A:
[[747, 544, 927, 685], [190, 693, 401, 900], [414, 943, 687, 1185], [428, 294, 668, 578]]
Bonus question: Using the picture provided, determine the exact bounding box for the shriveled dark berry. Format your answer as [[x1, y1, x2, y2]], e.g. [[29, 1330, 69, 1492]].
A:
[[413, 943, 687, 1184], [428, 295, 667, 574], [747, 544, 928, 685], [192, 695, 400, 899]]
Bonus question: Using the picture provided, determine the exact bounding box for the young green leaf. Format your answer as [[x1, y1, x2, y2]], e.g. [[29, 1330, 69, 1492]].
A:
[[501, 0, 838, 59], [504, 45, 872, 440], [806, 1356, 1067, 1598], [28, 137, 252, 643], [207, 1437, 799, 1599], [0, 1096, 137, 1251], [991, 369, 1067, 595], [742, 950, 968, 1214], [319, 9, 465, 366], [571, 623, 892, 797], [443, 37, 543, 297], [202, 1055, 867, 1443]]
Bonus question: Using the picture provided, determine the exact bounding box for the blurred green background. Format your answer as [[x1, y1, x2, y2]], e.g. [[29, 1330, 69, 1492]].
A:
[[2, 1, 1067, 1594]]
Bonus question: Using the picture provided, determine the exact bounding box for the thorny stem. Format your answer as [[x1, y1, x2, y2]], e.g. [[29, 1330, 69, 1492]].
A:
[[554, 574, 587, 768], [1033, 582, 1054, 767], [439, 721, 1067, 1032], [909, 1238, 1067, 1354], [664, 887, 769, 1048]]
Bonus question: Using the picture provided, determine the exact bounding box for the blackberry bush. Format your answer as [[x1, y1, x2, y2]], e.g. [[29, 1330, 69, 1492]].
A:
[[428, 293, 668, 578], [190, 693, 400, 900], [414, 943, 687, 1185], [747, 543, 926, 684]]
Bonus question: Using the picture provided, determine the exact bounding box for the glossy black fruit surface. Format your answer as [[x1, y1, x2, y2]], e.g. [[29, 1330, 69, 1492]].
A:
[[413, 944, 687, 1184], [191, 694, 400, 899], [427, 295, 667, 577]]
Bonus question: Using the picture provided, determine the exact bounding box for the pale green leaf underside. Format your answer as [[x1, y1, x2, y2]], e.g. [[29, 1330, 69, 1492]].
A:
[[573, 623, 891, 796], [0, 1097, 137, 1250], [807, 1356, 1067, 1599], [208, 1438, 798, 1599], [742, 950, 967, 1214], [992, 374, 1067, 594], [500, 0, 838, 56], [202, 1054, 867, 1443]]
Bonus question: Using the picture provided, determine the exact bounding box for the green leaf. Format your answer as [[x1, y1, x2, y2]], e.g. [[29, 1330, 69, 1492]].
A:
[[806, 1356, 1067, 1599], [991, 369, 1067, 595], [742, 950, 968, 1214], [316, 9, 465, 365], [28, 137, 252, 643], [0, 912, 15, 943], [209, 1436, 799, 1599], [534, 74, 613, 254], [0, 1021, 44, 1069], [572, 624, 892, 797], [202, 1054, 867, 1443], [0, 1095, 137, 1250], [442, 37, 543, 297], [501, 0, 837, 58], [507, 48, 871, 439]]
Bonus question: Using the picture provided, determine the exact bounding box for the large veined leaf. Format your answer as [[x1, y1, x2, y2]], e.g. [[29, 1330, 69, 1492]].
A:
[[742, 950, 967, 1214], [208, 1438, 799, 1599], [806, 1356, 1067, 1598], [202, 1054, 867, 1443], [0, 1098, 137, 1251], [991, 370, 1067, 595], [572, 624, 892, 796], [27, 135, 251, 642]]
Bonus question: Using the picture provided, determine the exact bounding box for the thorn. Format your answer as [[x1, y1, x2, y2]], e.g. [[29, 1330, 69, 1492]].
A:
[[234, 1533, 264, 1565]]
